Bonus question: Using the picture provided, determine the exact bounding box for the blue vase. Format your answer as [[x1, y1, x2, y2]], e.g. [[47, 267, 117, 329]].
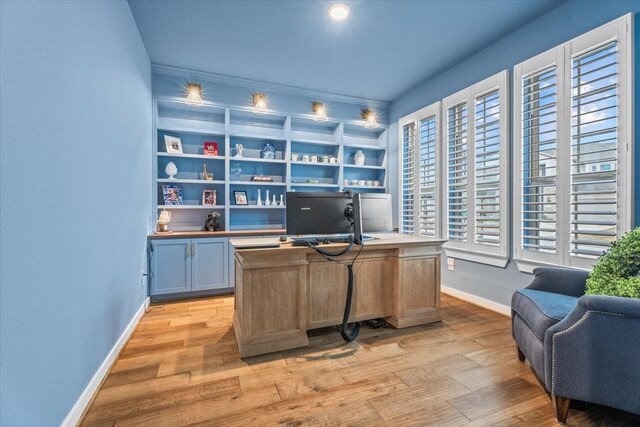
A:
[[261, 142, 276, 160]]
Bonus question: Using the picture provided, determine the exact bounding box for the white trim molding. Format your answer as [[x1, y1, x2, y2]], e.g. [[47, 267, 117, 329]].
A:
[[62, 297, 150, 427], [442, 285, 511, 317]]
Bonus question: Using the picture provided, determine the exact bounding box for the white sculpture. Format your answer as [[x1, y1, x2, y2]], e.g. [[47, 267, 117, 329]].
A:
[[165, 161, 178, 179], [265, 189, 271, 206], [257, 189, 262, 206], [234, 143, 244, 158], [354, 150, 366, 166]]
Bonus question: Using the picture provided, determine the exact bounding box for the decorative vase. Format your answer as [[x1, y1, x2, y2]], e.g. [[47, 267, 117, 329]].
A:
[[257, 189, 262, 206], [279, 194, 284, 206], [165, 161, 178, 179], [354, 150, 365, 166], [265, 190, 271, 206], [261, 142, 276, 160], [272, 195, 277, 205], [230, 162, 242, 180]]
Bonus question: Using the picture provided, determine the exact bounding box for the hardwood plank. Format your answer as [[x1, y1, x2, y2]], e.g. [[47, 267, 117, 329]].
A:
[[385, 400, 470, 427], [368, 374, 470, 419], [78, 294, 638, 426], [101, 364, 159, 389], [283, 401, 384, 426], [448, 377, 544, 421], [82, 376, 240, 426]]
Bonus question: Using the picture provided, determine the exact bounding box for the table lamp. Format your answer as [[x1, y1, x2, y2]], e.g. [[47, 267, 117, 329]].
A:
[[157, 209, 172, 233]]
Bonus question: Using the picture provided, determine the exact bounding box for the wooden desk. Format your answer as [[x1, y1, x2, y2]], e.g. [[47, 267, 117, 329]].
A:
[[230, 233, 446, 358]]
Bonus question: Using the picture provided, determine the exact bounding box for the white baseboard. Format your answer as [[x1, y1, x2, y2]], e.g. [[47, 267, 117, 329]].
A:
[[62, 296, 150, 427], [442, 285, 511, 317]]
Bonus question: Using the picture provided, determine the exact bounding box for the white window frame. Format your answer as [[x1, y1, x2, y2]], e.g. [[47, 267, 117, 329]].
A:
[[513, 14, 634, 273], [442, 70, 510, 267], [398, 101, 442, 238]]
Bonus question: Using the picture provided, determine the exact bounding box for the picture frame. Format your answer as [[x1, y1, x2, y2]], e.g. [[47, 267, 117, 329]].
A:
[[234, 190, 248, 205], [164, 135, 183, 154], [162, 185, 183, 206], [202, 189, 217, 206], [203, 142, 219, 157]]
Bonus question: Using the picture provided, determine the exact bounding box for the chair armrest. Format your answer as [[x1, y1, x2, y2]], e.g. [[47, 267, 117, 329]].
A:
[[526, 267, 589, 297], [544, 295, 640, 414]]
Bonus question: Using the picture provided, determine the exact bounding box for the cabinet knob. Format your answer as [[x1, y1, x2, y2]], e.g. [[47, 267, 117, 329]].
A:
[[186, 243, 191, 257], [192, 242, 196, 256]]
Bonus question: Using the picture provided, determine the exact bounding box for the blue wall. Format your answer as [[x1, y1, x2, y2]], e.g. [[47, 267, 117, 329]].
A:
[[0, 1, 151, 425], [389, 0, 640, 307]]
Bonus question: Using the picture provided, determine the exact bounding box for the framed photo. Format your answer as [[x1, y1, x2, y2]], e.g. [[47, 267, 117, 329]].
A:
[[164, 135, 183, 154], [162, 185, 183, 205], [202, 189, 217, 206], [234, 190, 248, 205], [203, 142, 219, 157]]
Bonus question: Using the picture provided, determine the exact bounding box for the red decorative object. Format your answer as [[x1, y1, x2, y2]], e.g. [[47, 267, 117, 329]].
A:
[[204, 142, 219, 156]]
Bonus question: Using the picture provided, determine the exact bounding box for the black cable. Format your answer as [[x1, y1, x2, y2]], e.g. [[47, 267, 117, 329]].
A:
[[306, 224, 363, 342]]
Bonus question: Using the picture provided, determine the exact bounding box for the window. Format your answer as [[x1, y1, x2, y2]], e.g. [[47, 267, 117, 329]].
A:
[[399, 102, 442, 238], [442, 71, 510, 266], [514, 14, 633, 272]]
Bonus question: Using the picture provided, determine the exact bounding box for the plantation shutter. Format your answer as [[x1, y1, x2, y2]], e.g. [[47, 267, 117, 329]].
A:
[[474, 90, 501, 245], [521, 65, 559, 254], [446, 102, 469, 242], [401, 121, 417, 234], [419, 116, 438, 237], [570, 41, 619, 257]]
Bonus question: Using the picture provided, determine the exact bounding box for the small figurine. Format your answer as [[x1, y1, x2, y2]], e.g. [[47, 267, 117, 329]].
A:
[[202, 164, 213, 181], [234, 143, 244, 158], [165, 161, 178, 179], [203, 211, 221, 232]]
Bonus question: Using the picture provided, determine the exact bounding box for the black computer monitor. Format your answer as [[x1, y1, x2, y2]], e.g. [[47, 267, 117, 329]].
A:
[[353, 193, 393, 244], [286, 192, 353, 235]]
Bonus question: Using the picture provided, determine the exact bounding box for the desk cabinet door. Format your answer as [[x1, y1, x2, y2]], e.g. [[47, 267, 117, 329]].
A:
[[191, 238, 228, 291], [150, 239, 191, 295]]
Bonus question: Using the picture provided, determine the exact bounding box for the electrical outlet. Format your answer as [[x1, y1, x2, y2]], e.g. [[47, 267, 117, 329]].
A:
[[447, 258, 455, 271]]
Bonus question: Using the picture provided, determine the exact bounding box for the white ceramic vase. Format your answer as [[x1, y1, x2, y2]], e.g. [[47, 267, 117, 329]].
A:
[[354, 150, 365, 166], [257, 189, 262, 206], [265, 190, 271, 206]]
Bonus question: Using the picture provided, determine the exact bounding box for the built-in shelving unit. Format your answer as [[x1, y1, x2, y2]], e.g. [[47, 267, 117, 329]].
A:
[[154, 99, 388, 231]]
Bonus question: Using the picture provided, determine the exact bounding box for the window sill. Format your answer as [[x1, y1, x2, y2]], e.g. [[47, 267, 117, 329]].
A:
[[514, 258, 592, 274], [444, 247, 509, 268]]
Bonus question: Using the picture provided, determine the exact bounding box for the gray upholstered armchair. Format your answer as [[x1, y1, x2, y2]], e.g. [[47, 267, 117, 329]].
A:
[[511, 267, 640, 422]]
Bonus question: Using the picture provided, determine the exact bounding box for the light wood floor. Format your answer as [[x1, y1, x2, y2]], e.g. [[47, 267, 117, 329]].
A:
[[81, 294, 640, 426]]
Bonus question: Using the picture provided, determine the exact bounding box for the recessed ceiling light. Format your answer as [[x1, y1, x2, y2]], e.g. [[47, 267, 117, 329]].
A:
[[328, 4, 350, 21]]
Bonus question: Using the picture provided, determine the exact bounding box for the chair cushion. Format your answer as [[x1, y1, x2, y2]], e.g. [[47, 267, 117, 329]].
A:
[[512, 289, 579, 340]]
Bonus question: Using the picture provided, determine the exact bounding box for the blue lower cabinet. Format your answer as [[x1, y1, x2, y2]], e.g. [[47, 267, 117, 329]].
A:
[[150, 239, 192, 295], [150, 237, 229, 296], [192, 238, 228, 291]]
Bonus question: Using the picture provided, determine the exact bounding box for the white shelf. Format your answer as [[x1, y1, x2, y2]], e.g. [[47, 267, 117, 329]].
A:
[[343, 185, 386, 190], [229, 181, 287, 186], [291, 138, 340, 146], [158, 178, 225, 184], [290, 161, 340, 167], [157, 205, 225, 210], [229, 205, 286, 209], [158, 152, 225, 160], [343, 143, 386, 151], [291, 182, 339, 188], [230, 157, 286, 164], [343, 164, 385, 170]]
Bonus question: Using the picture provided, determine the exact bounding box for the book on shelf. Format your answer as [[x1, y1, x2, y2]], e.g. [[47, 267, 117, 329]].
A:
[[251, 175, 273, 182]]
